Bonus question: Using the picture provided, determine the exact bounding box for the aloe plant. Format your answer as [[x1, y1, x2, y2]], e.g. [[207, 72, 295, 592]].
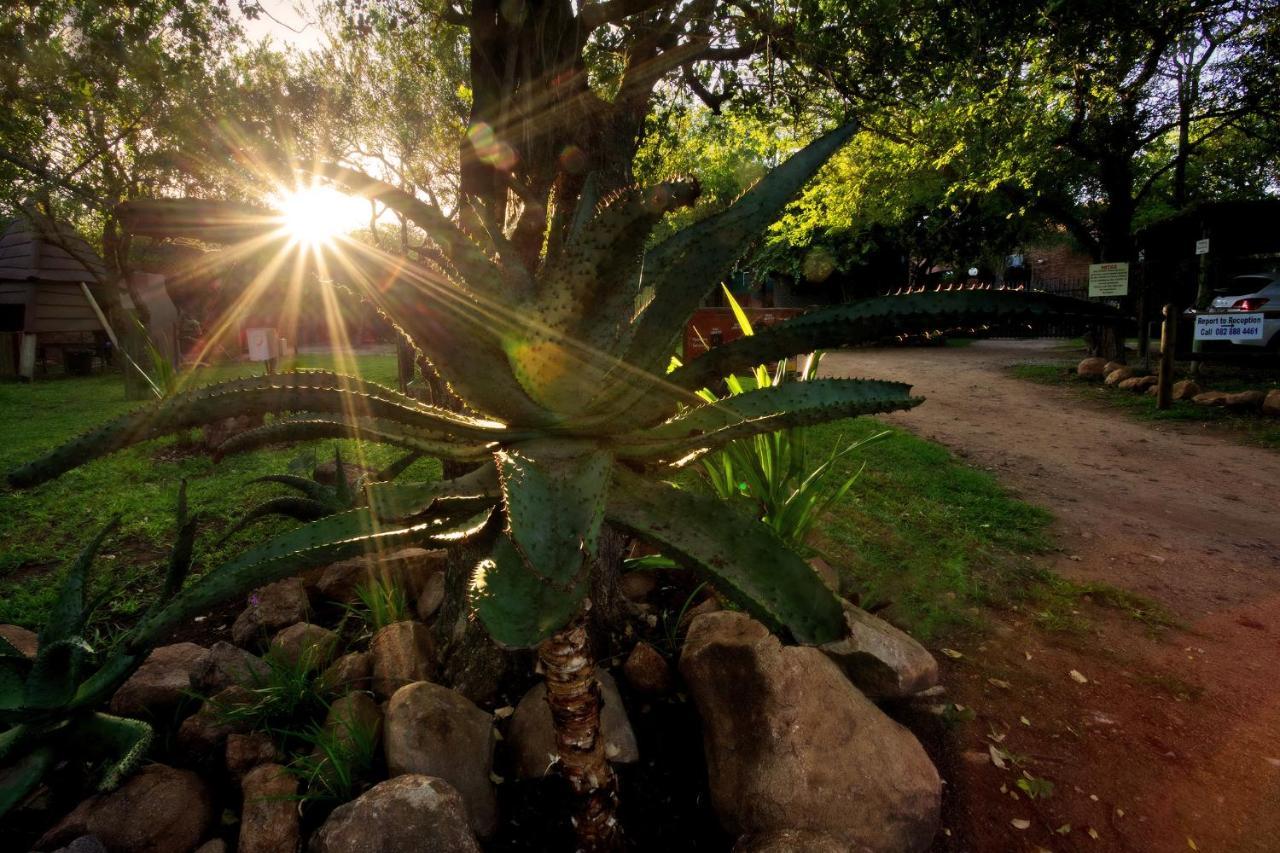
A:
[[8, 122, 1119, 846]]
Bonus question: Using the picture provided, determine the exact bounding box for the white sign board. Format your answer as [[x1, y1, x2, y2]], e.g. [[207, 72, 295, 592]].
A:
[[1088, 262, 1129, 297], [246, 327, 279, 361], [1195, 238, 1210, 255], [1193, 313, 1264, 341]]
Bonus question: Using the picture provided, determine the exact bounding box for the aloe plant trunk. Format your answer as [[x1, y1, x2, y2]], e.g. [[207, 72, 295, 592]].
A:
[[539, 612, 619, 852]]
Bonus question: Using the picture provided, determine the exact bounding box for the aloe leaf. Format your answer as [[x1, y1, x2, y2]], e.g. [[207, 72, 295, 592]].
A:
[[667, 289, 1123, 395], [38, 518, 118, 648], [375, 450, 422, 482], [366, 462, 501, 520], [0, 658, 28, 710], [74, 713, 153, 791], [161, 482, 199, 600], [615, 379, 921, 461], [9, 373, 512, 488], [24, 638, 92, 710], [214, 415, 495, 462], [218, 497, 335, 543], [471, 444, 612, 647], [251, 473, 332, 501], [0, 744, 54, 818], [605, 470, 844, 645]]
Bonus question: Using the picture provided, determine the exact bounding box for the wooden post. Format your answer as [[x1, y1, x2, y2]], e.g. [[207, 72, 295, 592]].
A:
[[1156, 303, 1177, 410], [18, 333, 36, 380]]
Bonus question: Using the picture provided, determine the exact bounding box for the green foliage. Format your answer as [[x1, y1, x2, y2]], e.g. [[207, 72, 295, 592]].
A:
[[210, 649, 327, 730], [351, 577, 412, 633], [285, 706, 381, 808]]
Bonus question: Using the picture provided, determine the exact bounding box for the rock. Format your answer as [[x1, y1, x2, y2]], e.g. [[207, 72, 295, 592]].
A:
[[324, 692, 383, 755], [1104, 366, 1136, 385], [1076, 357, 1108, 379], [315, 548, 445, 604], [225, 732, 280, 780], [1117, 375, 1158, 393], [619, 571, 657, 601], [176, 686, 254, 764], [317, 651, 372, 695], [681, 612, 941, 852], [1225, 390, 1266, 411], [36, 764, 213, 853], [109, 642, 209, 717], [384, 681, 496, 837], [733, 829, 850, 852], [310, 775, 481, 853], [370, 621, 435, 698], [679, 596, 721, 630], [623, 642, 673, 695], [1263, 389, 1280, 417], [1172, 379, 1202, 401], [312, 457, 377, 494], [415, 571, 446, 621], [1193, 391, 1229, 406], [193, 841, 226, 853], [202, 414, 263, 452], [0, 623, 37, 657], [1102, 360, 1126, 375], [238, 763, 298, 853], [268, 623, 339, 671], [192, 642, 269, 694], [508, 668, 638, 780], [820, 602, 939, 700], [231, 578, 310, 649], [808, 556, 839, 592], [48, 837, 108, 853]]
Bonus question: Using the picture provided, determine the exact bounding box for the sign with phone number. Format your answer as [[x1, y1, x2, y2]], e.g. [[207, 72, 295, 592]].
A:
[[1193, 313, 1265, 341]]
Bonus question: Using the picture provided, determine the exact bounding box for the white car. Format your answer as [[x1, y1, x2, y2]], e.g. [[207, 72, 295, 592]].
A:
[[1190, 273, 1280, 351]]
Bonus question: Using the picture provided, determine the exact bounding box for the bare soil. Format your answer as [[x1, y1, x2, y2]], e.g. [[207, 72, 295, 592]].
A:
[[825, 341, 1280, 853]]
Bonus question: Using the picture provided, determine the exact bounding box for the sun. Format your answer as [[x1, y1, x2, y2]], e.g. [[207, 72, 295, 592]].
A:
[[275, 185, 367, 246]]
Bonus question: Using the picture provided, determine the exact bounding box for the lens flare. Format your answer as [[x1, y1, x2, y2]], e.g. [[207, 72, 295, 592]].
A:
[[276, 185, 366, 246]]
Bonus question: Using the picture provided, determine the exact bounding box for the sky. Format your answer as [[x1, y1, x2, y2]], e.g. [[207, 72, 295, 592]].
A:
[[238, 1, 326, 52]]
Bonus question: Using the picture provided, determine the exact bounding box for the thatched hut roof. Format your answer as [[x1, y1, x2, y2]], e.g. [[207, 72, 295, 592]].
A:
[[0, 215, 107, 283]]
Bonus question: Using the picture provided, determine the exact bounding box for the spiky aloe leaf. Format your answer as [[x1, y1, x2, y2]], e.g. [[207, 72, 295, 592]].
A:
[[252, 474, 333, 502], [0, 632, 25, 659], [614, 379, 921, 461], [8, 372, 513, 488], [38, 518, 118, 648], [161, 481, 199, 600], [376, 450, 422, 482], [471, 443, 611, 647], [219, 497, 335, 543], [332, 447, 353, 507], [214, 415, 495, 463], [620, 122, 858, 379], [24, 638, 93, 710], [605, 470, 844, 644], [366, 462, 500, 520], [74, 713, 153, 791], [0, 744, 54, 818], [0, 658, 28, 711], [666, 289, 1124, 396]]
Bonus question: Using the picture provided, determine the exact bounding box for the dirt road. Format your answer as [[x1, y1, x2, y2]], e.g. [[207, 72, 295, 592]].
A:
[[824, 341, 1280, 852]]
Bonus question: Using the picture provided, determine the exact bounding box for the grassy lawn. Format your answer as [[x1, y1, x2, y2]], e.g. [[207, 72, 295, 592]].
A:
[[1, 352, 1083, 645], [0, 354, 440, 628], [1010, 361, 1280, 449]]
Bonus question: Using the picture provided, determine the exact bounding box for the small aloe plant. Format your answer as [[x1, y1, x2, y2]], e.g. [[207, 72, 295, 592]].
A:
[[8, 122, 1118, 846]]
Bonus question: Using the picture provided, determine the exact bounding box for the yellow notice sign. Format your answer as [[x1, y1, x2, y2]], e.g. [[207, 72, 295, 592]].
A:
[[1088, 262, 1129, 297]]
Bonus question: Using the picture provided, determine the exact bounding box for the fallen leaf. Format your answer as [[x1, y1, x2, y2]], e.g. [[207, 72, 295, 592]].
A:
[[989, 744, 1008, 769], [941, 647, 964, 659], [988, 677, 1012, 689], [1116, 808, 1125, 817], [1020, 716, 1032, 726], [1070, 669, 1089, 684], [1188, 839, 1199, 851], [1088, 827, 1100, 840], [1055, 823, 1072, 835], [1011, 818, 1031, 830]]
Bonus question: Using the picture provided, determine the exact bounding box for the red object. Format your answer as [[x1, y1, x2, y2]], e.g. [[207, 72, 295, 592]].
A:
[[683, 307, 804, 362], [1230, 298, 1269, 311]]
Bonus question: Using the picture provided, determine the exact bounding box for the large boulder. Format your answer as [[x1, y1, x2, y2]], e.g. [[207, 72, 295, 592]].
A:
[[370, 621, 435, 698], [1076, 357, 1109, 379], [324, 691, 383, 755], [507, 668, 639, 781], [1102, 360, 1126, 375], [1104, 366, 1136, 386], [1193, 390, 1229, 406], [1117, 375, 1158, 393], [225, 732, 280, 780], [384, 681, 496, 837], [310, 775, 481, 853], [314, 548, 446, 604], [733, 829, 851, 852], [820, 602, 939, 700], [191, 642, 268, 694], [1225, 389, 1266, 411], [268, 623, 339, 671], [238, 763, 298, 853], [108, 642, 209, 717], [35, 764, 213, 853], [232, 578, 310, 649], [415, 571, 446, 621], [1263, 388, 1280, 417], [176, 686, 254, 765], [0, 623, 37, 657], [680, 612, 941, 852], [1171, 379, 1202, 401]]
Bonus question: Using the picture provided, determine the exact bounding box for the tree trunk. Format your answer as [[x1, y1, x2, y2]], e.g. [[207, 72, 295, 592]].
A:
[[538, 612, 620, 852]]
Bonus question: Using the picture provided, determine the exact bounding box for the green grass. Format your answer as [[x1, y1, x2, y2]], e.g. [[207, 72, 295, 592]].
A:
[[0, 353, 440, 628], [1010, 362, 1280, 449]]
